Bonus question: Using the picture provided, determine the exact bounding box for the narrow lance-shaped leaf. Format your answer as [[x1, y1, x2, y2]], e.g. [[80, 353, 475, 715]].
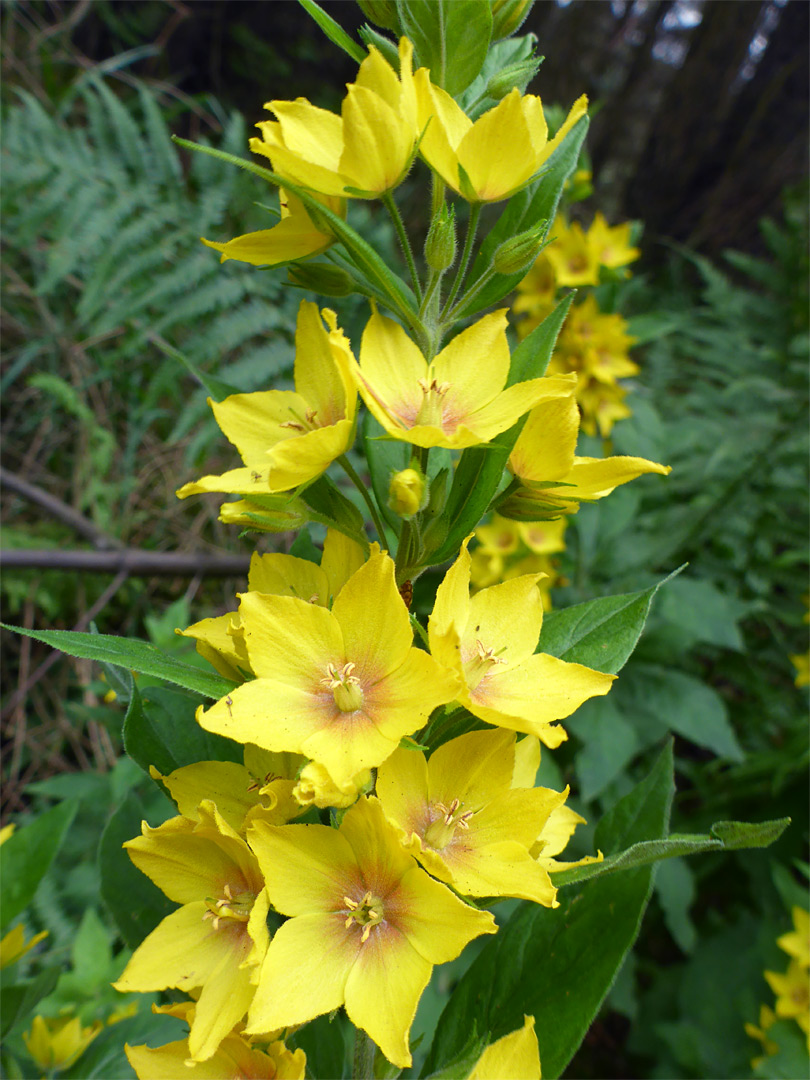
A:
[[297, 0, 368, 63], [1, 623, 236, 700]]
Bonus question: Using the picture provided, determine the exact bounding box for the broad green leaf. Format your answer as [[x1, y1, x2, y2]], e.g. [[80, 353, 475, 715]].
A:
[[537, 567, 684, 674], [752, 1020, 810, 1079], [656, 576, 745, 651], [423, 742, 674, 1079], [567, 696, 640, 802], [655, 858, 697, 953], [458, 34, 537, 116], [1, 623, 237, 700], [710, 817, 792, 849], [98, 788, 175, 950], [0, 968, 60, 1040], [297, 0, 367, 63], [70, 909, 113, 991], [397, 0, 492, 96], [618, 664, 745, 762], [0, 800, 77, 930], [422, 299, 573, 567], [455, 112, 589, 319], [288, 1012, 350, 1080], [123, 683, 242, 777]]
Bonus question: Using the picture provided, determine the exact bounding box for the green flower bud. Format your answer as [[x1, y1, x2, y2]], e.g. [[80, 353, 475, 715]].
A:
[[485, 56, 543, 101], [492, 222, 548, 276], [219, 497, 310, 532], [356, 0, 400, 31], [287, 262, 356, 297], [495, 487, 563, 522], [388, 467, 426, 518], [491, 0, 534, 40], [424, 205, 456, 272]]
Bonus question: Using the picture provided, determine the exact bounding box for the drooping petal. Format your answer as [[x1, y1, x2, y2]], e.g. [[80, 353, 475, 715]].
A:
[[178, 613, 247, 682], [264, 419, 356, 490], [439, 838, 557, 905], [509, 393, 580, 483], [466, 375, 577, 445], [246, 914, 357, 1033], [189, 940, 258, 1061], [559, 455, 672, 499]]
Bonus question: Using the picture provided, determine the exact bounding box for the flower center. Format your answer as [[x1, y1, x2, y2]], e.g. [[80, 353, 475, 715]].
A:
[[424, 797, 475, 850], [322, 661, 364, 712], [415, 372, 450, 428], [343, 891, 384, 942], [202, 883, 254, 930], [463, 638, 508, 691], [280, 405, 319, 433]]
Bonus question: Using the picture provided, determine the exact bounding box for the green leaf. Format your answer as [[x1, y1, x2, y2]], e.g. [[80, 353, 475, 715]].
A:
[[507, 292, 574, 385], [710, 817, 791, 849], [455, 112, 589, 318], [458, 34, 537, 116], [424, 742, 674, 1079], [70, 908, 113, 992], [655, 858, 697, 953], [398, 0, 492, 95], [146, 333, 239, 402], [300, 474, 371, 551], [363, 412, 407, 535], [98, 788, 175, 949], [0, 800, 77, 930], [0, 968, 60, 1040], [297, 0, 367, 63], [567, 696, 640, 802], [0, 623, 237, 700], [537, 566, 685, 673], [656, 576, 745, 651], [618, 664, 745, 762], [123, 683, 243, 776], [288, 1012, 349, 1080]]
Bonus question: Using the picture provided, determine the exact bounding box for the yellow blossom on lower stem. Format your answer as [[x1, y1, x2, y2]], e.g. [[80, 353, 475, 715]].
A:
[[778, 906, 810, 967], [23, 1014, 102, 1072], [428, 539, 614, 745], [468, 1015, 541, 1080], [113, 801, 270, 1062], [0, 923, 48, 969], [126, 1032, 306, 1080], [245, 796, 496, 1069], [376, 728, 566, 905], [765, 958, 810, 1036]]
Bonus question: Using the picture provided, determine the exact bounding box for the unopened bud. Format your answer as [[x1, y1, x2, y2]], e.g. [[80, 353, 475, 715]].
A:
[[388, 467, 426, 518], [493, 222, 548, 275], [496, 487, 561, 522], [356, 0, 399, 31], [288, 262, 355, 297], [219, 497, 309, 532], [485, 57, 543, 101], [491, 0, 534, 40], [424, 205, 456, 272]]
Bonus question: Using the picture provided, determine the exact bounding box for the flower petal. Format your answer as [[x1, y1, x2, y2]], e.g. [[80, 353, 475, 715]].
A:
[[248, 551, 330, 605], [466, 374, 576, 445], [392, 865, 496, 965], [457, 90, 536, 201], [432, 310, 509, 417], [238, 592, 343, 684], [463, 574, 545, 669], [331, 552, 412, 681], [356, 310, 427, 430]]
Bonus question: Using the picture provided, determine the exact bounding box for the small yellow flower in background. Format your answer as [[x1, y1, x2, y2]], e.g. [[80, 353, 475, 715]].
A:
[[428, 539, 614, 746], [745, 1003, 779, 1068], [251, 39, 419, 199], [376, 728, 566, 906], [245, 796, 496, 1069], [468, 1014, 541, 1079], [513, 254, 557, 339], [23, 1013, 102, 1072], [198, 551, 459, 788], [778, 906, 810, 967], [202, 188, 344, 267], [177, 300, 356, 499], [126, 1031, 306, 1080], [552, 295, 639, 386], [113, 801, 270, 1062], [577, 379, 633, 438], [414, 71, 587, 203], [151, 746, 307, 835], [587, 211, 640, 270], [342, 306, 576, 449], [0, 822, 15, 844], [0, 922, 48, 969], [544, 218, 599, 287], [505, 394, 670, 519], [790, 650, 810, 687], [470, 515, 567, 602], [765, 958, 810, 1037]]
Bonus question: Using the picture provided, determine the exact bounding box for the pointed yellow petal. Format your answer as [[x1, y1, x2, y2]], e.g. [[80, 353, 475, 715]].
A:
[[340, 85, 412, 194], [189, 946, 257, 1061], [469, 1016, 541, 1080], [513, 735, 541, 788], [331, 552, 412, 681], [338, 796, 415, 887], [468, 374, 576, 446], [248, 551, 330, 605], [321, 529, 367, 600], [270, 99, 343, 171], [394, 864, 496, 965], [428, 539, 473, 671], [197, 678, 326, 756], [443, 838, 558, 905], [533, 93, 588, 170], [432, 310, 509, 416], [510, 394, 579, 482], [414, 70, 470, 190], [376, 746, 431, 840], [458, 90, 536, 201], [265, 420, 356, 491], [293, 301, 352, 427], [356, 310, 428, 431], [159, 761, 257, 833], [210, 391, 309, 465], [560, 455, 672, 500], [464, 574, 545, 668], [428, 728, 516, 808], [200, 213, 329, 266], [238, 592, 343, 684]]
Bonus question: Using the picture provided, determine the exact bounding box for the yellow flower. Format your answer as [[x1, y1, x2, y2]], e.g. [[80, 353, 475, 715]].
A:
[[250, 39, 419, 199], [506, 394, 670, 517], [778, 907, 810, 967], [342, 307, 576, 449], [197, 551, 460, 788], [113, 802, 270, 1062], [126, 1032, 306, 1080], [414, 73, 588, 203], [176, 300, 356, 499], [0, 823, 15, 844], [790, 650, 810, 688], [428, 539, 614, 745], [202, 188, 344, 267], [0, 922, 48, 969], [587, 212, 640, 270], [23, 1014, 102, 1072], [544, 217, 600, 286], [557, 296, 639, 386], [745, 1004, 779, 1068], [245, 796, 496, 1068], [577, 380, 633, 438], [292, 760, 372, 809], [468, 1015, 541, 1079], [376, 728, 566, 905], [765, 958, 810, 1035], [512, 253, 558, 339]]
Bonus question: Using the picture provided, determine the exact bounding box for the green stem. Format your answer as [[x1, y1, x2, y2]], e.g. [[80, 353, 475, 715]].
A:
[[443, 262, 498, 324], [382, 190, 422, 303], [338, 455, 389, 545], [353, 1026, 377, 1080], [409, 612, 430, 648], [441, 202, 482, 318]]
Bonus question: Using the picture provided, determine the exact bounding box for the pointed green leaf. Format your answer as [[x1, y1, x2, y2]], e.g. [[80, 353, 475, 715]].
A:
[[423, 742, 674, 1079], [0, 801, 77, 930], [398, 0, 492, 95], [297, 0, 367, 63], [537, 566, 685, 674], [0, 968, 61, 1040], [1, 623, 237, 700], [146, 333, 238, 401], [300, 474, 371, 551], [710, 817, 791, 850]]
